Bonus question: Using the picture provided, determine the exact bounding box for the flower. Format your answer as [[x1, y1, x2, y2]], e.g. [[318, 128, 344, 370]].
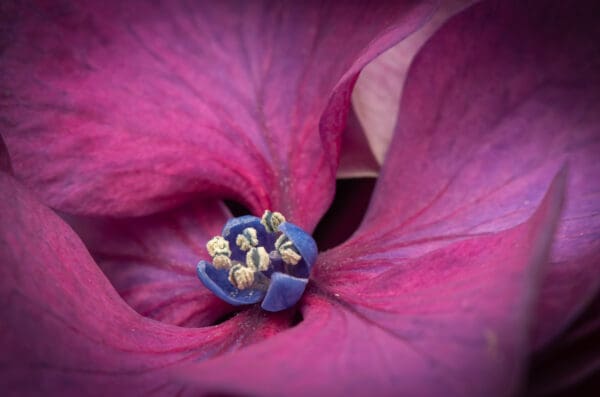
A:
[[197, 211, 318, 311], [1, 1, 599, 396]]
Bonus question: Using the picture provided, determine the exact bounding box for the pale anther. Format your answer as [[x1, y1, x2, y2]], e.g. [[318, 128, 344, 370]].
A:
[[280, 247, 301, 265], [228, 263, 256, 290], [236, 227, 259, 251], [275, 234, 301, 265], [246, 246, 270, 272], [261, 210, 286, 233], [206, 236, 231, 258], [212, 254, 232, 270]]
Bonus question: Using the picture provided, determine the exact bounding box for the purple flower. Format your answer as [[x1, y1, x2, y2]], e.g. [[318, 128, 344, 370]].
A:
[[1, 0, 599, 396]]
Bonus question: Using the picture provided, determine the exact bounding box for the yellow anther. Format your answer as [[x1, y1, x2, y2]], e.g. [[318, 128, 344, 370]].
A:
[[235, 227, 259, 251], [275, 234, 301, 265], [280, 247, 301, 265], [212, 255, 232, 270], [261, 210, 286, 233], [206, 236, 231, 258], [246, 246, 270, 272], [228, 263, 255, 290]]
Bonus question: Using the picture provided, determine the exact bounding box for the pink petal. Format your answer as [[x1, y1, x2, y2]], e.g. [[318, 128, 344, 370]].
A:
[[0, 172, 298, 394], [0, 0, 437, 231], [177, 168, 565, 396], [352, 0, 475, 164], [353, 0, 600, 349], [62, 201, 233, 327]]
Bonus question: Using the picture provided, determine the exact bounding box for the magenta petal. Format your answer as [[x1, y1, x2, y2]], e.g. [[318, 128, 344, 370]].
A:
[[0, 0, 437, 230], [354, 0, 600, 348], [62, 201, 232, 327], [352, 0, 474, 164], [0, 172, 299, 394], [178, 171, 565, 396]]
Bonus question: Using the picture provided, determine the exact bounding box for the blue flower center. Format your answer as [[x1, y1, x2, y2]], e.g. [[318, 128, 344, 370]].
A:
[[197, 210, 317, 312]]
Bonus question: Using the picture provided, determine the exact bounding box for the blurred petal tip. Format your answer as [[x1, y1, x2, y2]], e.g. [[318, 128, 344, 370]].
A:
[[197, 210, 317, 312]]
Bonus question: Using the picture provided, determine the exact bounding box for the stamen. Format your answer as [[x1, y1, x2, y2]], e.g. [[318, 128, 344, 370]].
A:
[[280, 248, 301, 265], [246, 246, 270, 271], [228, 263, 255, 290], [275, 234, 301, 265], [206, 236, 231, 258], [235, 227, 259, 251], [212, 254, 232, 270], [261, 210, 286, 233]]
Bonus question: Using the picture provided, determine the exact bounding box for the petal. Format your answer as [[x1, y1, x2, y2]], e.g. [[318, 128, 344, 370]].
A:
[[354, 0, 600, 348], [279, 221, 318, 278], [177, 171, 565, 396], [1, 0, 437, 231], [0, 171, 296, 394], [62, 201, 232, 327], [197, 260, 265, 305], [351, 0, 475, 164], [261, 272, 308, 312]]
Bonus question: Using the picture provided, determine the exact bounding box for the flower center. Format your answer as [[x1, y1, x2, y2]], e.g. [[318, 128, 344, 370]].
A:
[[197, 210, 317, 312]]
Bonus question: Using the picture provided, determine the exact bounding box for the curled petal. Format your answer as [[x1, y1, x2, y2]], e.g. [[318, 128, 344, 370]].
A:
[[278, 221, 318, 278], [262, 272, 309, 312], [1, 0, 437, 231], [178, 168, 565, 396], [350, 0, 600, 348], [352, 0, 475, 164], [0, 171, 288, 394], [62, 201, 232, 327]]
